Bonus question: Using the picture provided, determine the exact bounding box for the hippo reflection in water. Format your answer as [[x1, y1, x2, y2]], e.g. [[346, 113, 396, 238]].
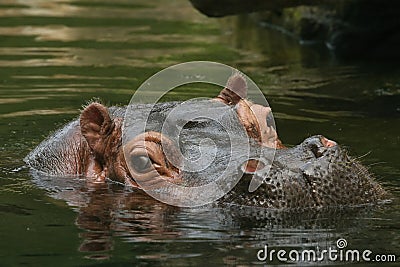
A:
[[25, 74, 387, 210]]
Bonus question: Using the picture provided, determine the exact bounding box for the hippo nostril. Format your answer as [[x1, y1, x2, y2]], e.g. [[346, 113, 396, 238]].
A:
[[307, 136, 337, 158], [320, 136, 337, 148], [310, 144, 323, 158]]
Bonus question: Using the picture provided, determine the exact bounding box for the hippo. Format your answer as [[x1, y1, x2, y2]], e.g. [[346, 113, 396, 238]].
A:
[[25, 74, 387, 209]]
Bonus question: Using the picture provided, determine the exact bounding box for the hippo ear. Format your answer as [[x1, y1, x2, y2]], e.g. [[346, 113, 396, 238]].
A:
[[215, 73, 247, 105], [80, 103, 114, 154]]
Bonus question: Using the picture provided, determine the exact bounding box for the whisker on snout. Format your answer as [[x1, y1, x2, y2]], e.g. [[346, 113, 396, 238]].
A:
[[367, 162, 387, 167], [351, 150, 372, 162]]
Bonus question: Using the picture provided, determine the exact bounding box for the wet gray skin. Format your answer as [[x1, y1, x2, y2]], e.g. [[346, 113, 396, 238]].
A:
[[223, 135, 387, 209], [25, 99, 388, 210]]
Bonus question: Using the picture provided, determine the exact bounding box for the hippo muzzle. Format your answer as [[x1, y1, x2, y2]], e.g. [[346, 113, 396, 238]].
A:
[[224, 135, 387, 209]]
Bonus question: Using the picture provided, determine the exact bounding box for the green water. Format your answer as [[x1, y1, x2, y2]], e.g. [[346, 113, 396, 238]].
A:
[[0, 0, 399, 266]]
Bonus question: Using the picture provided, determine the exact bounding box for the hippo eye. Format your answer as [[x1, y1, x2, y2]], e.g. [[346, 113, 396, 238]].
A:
[[131, 155, 152, 173]]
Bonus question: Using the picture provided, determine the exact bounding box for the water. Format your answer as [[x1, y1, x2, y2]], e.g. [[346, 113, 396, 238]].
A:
[[0, 0, 399, 266]]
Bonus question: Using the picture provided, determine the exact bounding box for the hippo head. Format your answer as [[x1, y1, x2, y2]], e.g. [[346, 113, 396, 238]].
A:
[[79, 74, 282, 187], [79, 74, 386, 208]]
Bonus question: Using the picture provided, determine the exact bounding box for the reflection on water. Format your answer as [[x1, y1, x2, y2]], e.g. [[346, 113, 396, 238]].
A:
[[30, 171, 388, 264], [0, 0, 399, 266]]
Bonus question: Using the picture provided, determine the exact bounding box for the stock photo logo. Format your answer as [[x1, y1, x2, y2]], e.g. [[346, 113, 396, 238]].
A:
[[257, 238, 397, 264], [122, 61, 277, 207]]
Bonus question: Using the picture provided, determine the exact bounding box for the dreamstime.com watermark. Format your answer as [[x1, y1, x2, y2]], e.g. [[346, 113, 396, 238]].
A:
[[257, 238, 397, 263]]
